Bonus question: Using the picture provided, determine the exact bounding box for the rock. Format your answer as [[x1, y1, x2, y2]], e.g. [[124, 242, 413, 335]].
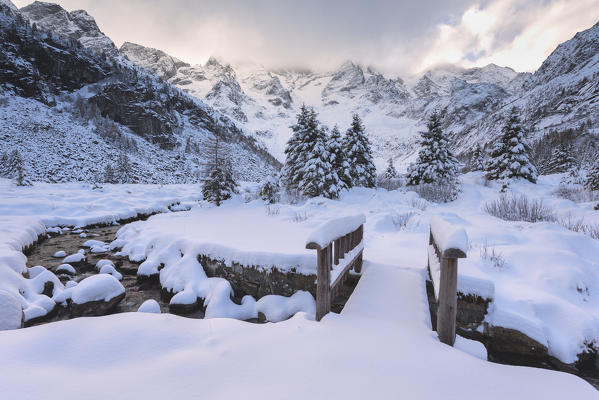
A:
[[0, 290, 23, 330], [56, 263, 76, 275], [70, 291, 126, 317], [485, 325, 548, 362], [70, 274, 126, 317], [53, 250, 66, 258]]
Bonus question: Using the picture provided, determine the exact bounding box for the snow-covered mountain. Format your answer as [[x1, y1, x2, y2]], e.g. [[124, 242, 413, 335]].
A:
[[0, 1, 280, 183], [20, 1, 118, 58], [2, 0, 599, 178]]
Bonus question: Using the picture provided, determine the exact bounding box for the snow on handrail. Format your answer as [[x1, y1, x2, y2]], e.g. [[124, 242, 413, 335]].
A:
[[429, 215, 468, 258], [305, 214, 366, 250]]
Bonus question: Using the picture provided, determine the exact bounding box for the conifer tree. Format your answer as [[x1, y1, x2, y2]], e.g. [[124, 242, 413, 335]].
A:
[[0, 151, 9, 177], [342, 114, 376, 188], [544, 144, 576, 174], [384, 158, 398, 180], [469, 145, 485, 171], [201, 132, 237, 205], [281, 105, 318, 191], [586, 160, 599, 191], [259, 175, 280, 204], [15, 162, 32, 186], [297, 125, 340, 199], [328, 125, 348, 192], [485, 107, 537, 183], [202, 158, 237, 206], [104, 164, 116, 183], [407, 112, 459, 185]]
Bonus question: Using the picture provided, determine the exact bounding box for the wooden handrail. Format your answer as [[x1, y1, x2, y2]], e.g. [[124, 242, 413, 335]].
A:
[[427, 216, 467, 346], [306, 216, 365, 321]]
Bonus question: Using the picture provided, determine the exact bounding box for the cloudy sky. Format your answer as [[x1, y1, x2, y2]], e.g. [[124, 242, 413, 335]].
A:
[[13, 0, 599, 76]]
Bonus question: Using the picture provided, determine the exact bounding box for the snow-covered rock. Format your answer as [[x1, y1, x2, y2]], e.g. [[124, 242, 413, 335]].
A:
[[52, 250, 66, 258], [137, 299, 161, 313], [63, 249, 85, 264], [56, 263, 76, 275], [70, 274, 125, 317], [0, 289, 23, 330]]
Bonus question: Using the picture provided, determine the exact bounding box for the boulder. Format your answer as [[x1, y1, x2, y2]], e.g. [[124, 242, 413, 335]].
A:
[[70, 274, 126, 317]]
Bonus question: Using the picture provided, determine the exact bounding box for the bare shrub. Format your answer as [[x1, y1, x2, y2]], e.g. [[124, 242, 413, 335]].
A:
[[265, 205, 280, 216], [558, 214, 599, 240], [378, 177, 404, 191], [391, 212, 416, 230], [411, 182, 459, 203], [480, 241, 506, 268], [553, 184, 598, 203], [483, 194, 556, 223], [0, 96, 9, 107], [407, 197, 427, 211], [293, 211, 308, 223]]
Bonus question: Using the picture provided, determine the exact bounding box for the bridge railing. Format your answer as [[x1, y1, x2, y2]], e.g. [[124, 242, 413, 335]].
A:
[[428, 216, 468, 346], [306, 215, 365, 321]]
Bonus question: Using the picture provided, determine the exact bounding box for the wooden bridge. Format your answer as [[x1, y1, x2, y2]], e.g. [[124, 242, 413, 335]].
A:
[[306, 214, 467, 347]]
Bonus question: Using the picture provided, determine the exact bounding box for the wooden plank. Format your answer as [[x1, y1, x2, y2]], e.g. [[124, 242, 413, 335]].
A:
[[316, 247, 331, 321], [436, 257, 458, 346], [328, 243, 333, 271], [334, 238, 340, 265], [330, 249, 363, 291]]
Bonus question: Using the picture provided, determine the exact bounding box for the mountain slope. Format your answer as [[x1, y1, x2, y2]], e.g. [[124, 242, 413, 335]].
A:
[[0, 2, 280, 183]]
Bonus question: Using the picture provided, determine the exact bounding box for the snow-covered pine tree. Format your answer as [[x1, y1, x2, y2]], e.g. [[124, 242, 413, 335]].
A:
[[383, 158, 398, 180], [586, 160, 599, 191], [342, 114, 376, 188], [469, 145, 485, 171], [328, 125, 348, 192], [14, 155, 32, 186], [298, 125, 340, 199], [485, 107, 537, 183], [544, 144, 577, 174], [201, 132, 237, 206], [202, 158, 237, 206], [259, 175, 280, 204], [407, 112, 459, 185], [281, 104, 319, 191]]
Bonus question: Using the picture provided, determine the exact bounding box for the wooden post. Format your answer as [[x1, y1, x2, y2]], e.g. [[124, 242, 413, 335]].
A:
[[334, 238, 340, 265], [328, 243, 333, 271], [354, 224, 364, 273], [437, 257, 458, 346], [316, 246, 331, 321]]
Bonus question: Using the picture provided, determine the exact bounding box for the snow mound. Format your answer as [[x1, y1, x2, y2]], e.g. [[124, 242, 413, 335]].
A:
[[430, 214, 468, 254], [306, 214, 365, 248], [63, 249, 85, 263], [71, 275, 125, 304], [137, 299, 161, 313], [56, 264, 76, 275], [256, 291, 316, 322], [53, 250, 66, 258], [0, 290, 22, 330]]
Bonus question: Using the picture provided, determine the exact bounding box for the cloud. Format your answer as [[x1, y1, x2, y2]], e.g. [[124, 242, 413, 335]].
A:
[[12, 0, 599, 76]]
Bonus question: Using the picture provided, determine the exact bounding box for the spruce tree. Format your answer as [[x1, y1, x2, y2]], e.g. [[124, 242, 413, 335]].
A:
[[384, 158, 398, 180], [259, 175, 280, 204], [5, 149, 23, 179], [202, 158, 237, 206], [586, 160, 599, 191], [298, 125, 340, 199], [201, 132, 237, 206], [469, 145, 485, 172], [328, 125, 348, 192], [544, 144, 576, 174], [0, 151, 8, 177], [15, 163, 32, 186], [407, 112, 459, 185], [104, 164, 116, 183], [281, 105, 318, 191], [342, 114, 376, 188], [485, 107, 537, 183]]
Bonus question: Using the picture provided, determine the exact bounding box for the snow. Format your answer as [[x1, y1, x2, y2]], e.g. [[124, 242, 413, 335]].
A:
[[0, 289, 22, 330], [52, 250, 66, 258], [1, 175, 599, 395], [137, 299, 161, 314], [56, 263, 76, 275], [63, 250, 85, 263], [429, 214, 469, 254], [71, 274, 125, 304], [305, 214, 365, 249]]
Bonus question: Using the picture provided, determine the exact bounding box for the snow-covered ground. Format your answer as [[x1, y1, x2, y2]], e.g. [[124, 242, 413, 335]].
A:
[[0, 175, 598, 397]]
